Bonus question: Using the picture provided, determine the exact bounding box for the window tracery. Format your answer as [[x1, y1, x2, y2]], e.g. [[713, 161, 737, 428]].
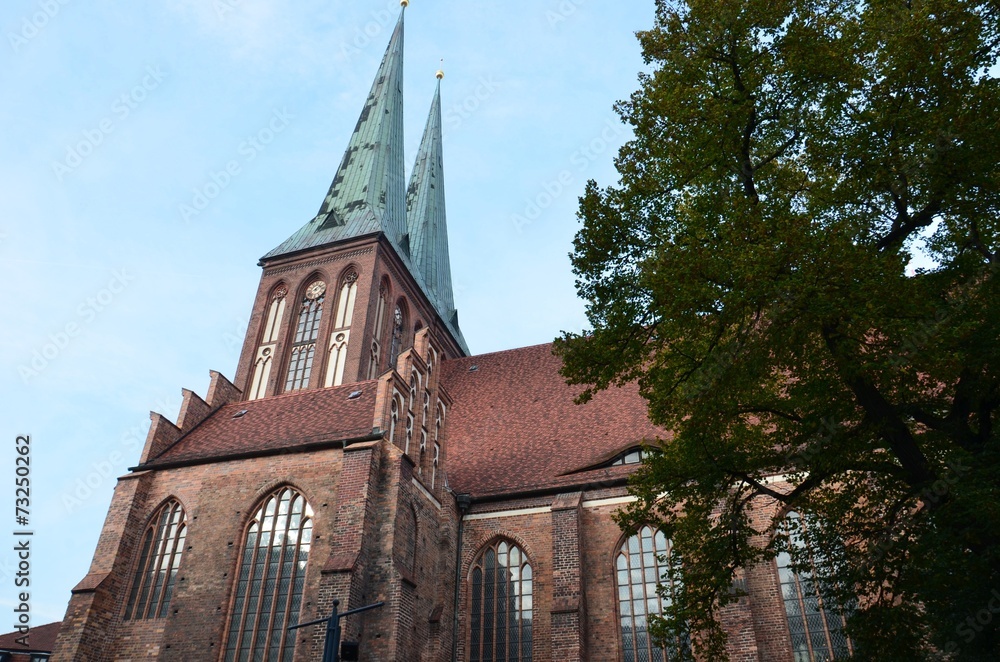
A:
[[224, 487, 313, 662], [124, 500, 186, 620], [285, 281, 325, 391], [777, 512, 852, 661], [469, 540, 533, 662], [615, 525, 689, 662]]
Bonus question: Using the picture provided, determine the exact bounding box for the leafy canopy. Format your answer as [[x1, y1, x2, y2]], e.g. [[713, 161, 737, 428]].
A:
[[555, 0, 1000, 658]]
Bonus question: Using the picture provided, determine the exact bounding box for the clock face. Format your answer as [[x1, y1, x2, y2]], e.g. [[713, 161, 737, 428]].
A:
[[305, 280, 326, 300]]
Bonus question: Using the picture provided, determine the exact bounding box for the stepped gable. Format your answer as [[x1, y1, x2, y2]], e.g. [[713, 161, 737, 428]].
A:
[[142, 380, 379, 467], [440, 342, 667, 497]]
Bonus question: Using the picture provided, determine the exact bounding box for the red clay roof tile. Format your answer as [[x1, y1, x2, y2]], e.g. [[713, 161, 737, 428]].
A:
[[146, 381, 379, 466], [440, 343, 667, 497], [0, 621, 60, 654]]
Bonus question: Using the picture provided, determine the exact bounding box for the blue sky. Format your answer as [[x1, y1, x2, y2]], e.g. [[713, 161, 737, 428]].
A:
[[1, 0, 652, 626]]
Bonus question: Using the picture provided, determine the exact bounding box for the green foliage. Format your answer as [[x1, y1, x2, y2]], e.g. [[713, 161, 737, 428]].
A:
[[555, 0, 1000, 658]]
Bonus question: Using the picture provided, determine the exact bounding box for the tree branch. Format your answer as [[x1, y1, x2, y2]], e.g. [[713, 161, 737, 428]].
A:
[[821, 322, 936, 486]]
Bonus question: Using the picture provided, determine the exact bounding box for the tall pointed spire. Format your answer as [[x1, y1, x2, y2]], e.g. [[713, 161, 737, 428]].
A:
[[406, 71, 456, 319], [263, 8, 407, 260]]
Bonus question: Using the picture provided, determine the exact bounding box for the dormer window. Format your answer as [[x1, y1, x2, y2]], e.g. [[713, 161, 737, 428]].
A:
[[610, 448, 647, 466]]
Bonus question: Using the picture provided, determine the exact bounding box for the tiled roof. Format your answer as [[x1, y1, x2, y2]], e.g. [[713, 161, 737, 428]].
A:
[[0, 621, 60, 655], [144, 382, 379, 467], [440, 343, 668, 498]]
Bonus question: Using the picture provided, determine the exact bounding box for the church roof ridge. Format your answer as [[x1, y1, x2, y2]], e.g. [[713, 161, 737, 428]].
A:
[[443, 340, 558, 365]]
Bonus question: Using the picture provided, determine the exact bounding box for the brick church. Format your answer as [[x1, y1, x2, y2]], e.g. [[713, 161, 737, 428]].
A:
[[52, 6, 851, 661]]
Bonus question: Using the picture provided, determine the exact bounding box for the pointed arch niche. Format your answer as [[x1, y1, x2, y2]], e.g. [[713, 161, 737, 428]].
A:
[[223, 486, 314, 662], [248, 283, 288, 400], [324, 268, 359, 387], [367, 277, 390, 379], [388, 298, 408, 372]]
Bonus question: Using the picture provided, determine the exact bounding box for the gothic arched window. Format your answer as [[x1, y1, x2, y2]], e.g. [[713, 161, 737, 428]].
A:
[[285, 280, 325, 391], [469, 539, 533, 662], [777, 512, 852, 661], [616, 526, 689, 662], [124, 499, 186, 620], [224, 487, 314, 662]]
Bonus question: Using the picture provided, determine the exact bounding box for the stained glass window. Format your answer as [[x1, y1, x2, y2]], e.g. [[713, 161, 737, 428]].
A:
[[470, 540, 533, 661], [224, 487, 314, 662], [616, 526, 689, 662], [124, 500, 186, 620], [777, 513, 852, 661]]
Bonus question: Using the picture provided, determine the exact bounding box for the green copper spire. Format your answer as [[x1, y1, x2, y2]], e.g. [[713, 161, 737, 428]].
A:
[[263, 9, 407, 260], [406, 74, 456, 319]]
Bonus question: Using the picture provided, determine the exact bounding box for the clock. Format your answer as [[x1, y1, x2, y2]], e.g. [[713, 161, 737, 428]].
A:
[[305, 280, 326, 300]]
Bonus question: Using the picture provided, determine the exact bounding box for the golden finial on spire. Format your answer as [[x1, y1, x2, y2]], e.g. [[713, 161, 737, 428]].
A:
[[436, 58, 444, 80], [400, 0, 408, 6]]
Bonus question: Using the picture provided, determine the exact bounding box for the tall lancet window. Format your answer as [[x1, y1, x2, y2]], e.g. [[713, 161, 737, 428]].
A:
[[616, 526, 689, 662], [285, 280, 325, 392], [324, 270, 358, 387], [368, 282, 389, 379], [388, 303, 405, 371], [124, 500, 186, 620], [777, 512, 852, 661], [249, 285, 287, 400], [224, 487, 313, 662], [469, 540, 533, 662]]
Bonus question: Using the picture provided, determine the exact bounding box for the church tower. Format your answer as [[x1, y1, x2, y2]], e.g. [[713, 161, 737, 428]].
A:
[[55, 6, 468, 660], [236, 7, 467, 404]]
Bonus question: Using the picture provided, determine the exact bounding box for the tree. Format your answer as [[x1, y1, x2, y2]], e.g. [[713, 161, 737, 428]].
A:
[[554, 0, 1000, 658]]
